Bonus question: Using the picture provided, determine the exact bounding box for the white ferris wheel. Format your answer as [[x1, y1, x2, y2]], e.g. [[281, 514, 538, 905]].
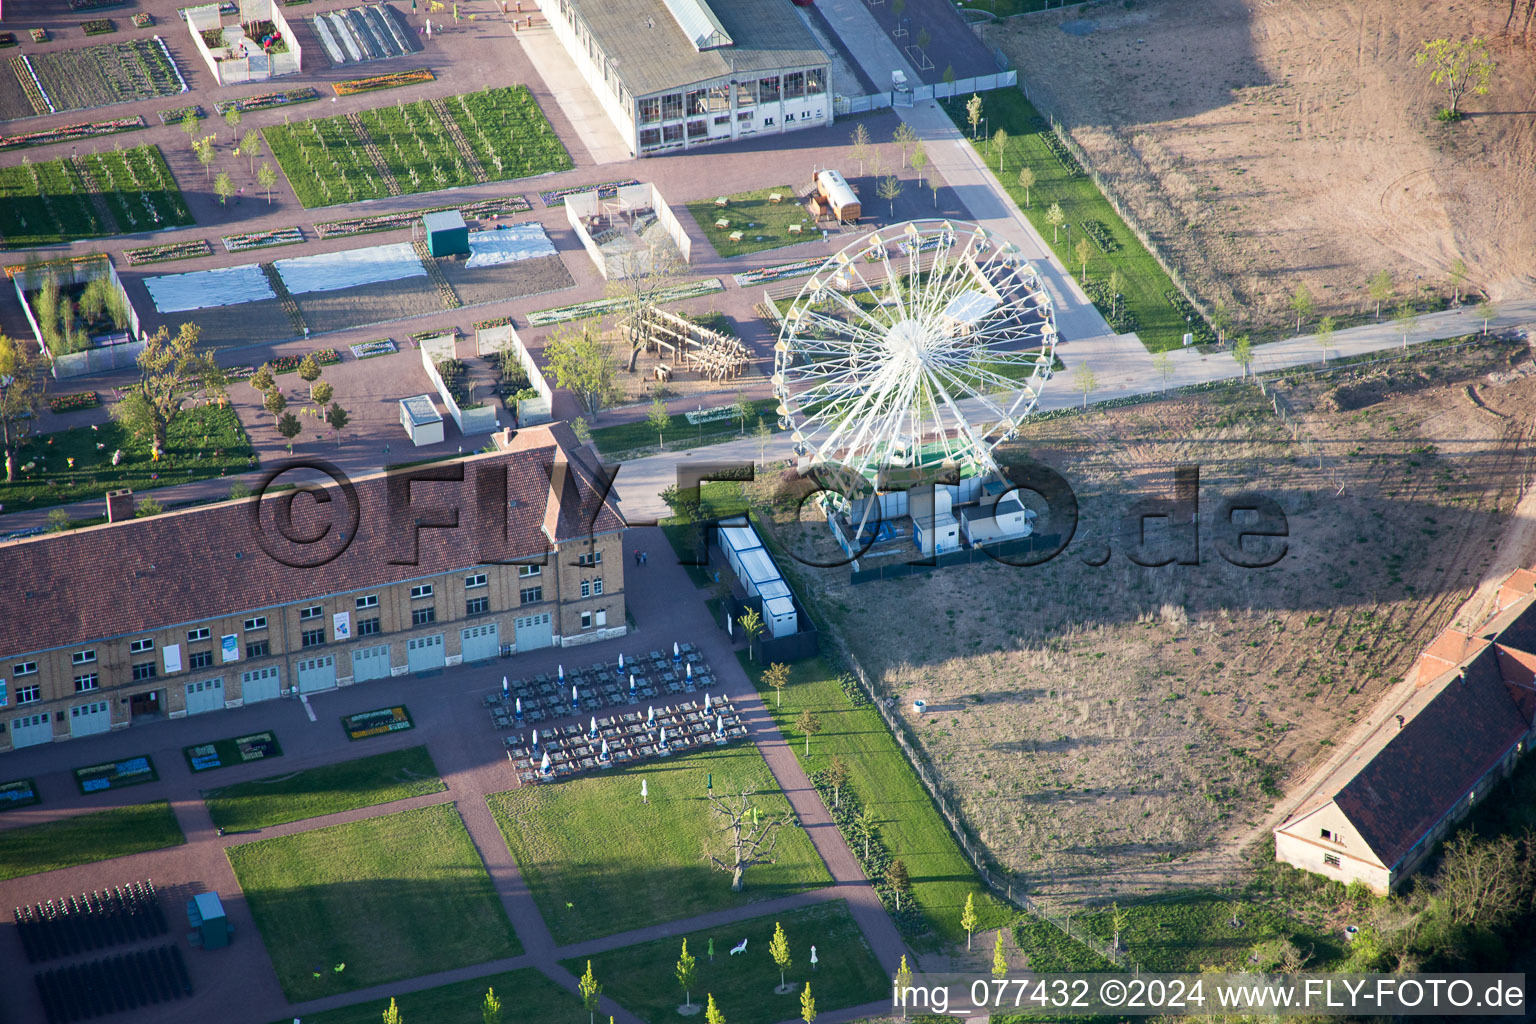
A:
[[772, 219, 1058, 490]]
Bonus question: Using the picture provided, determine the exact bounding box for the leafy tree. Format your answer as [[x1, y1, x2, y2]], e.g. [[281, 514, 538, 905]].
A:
[[895, 955, 913, 1019], [1367, 269, 1393, 319], [675, 939, 697, 1009], [647, 396, 670, 448], [249, 362, 275, 394], [1209, 299, 1232, 343], [852, 806, 878, 860], [481, 986, 501, 1024], [916, 26, 931, 51], [311, 379, 333, 407], [110, 323, 222, 455], [891, 0, 904, 15], [135, 495, 164, 517], [1231, 334, 1253, 378], [884, 859, 911, 911], [258, 161, 277, 204], [762, 661, 789, 707], [800, 982, 816, 1024], [1107, 268, 1124, 319], [1075, 363, 1097, 408], [1289, 283, 1313, 332], [228, 480, 251, 500], [607, 245, 688, 372], [179, 110, 199, 143], [769, 921, 791, 989], [382, 996, 403, 1024], [1074, 237, 1092, 280], [992, 929, 1008, 978], [754, 416, 773, 466], [877, 174, 903, 218], [1111, 902, 1129, 952], [194, 135, 216, 181], [571, 415, 593, 446], [705, 994, 726, 1024], [942, 65, 955, 87], [297, 353, 322, 384], [214, 170, 235, 206], [965, 93, 983, 140], [910, 139, 929, 188], [825, 756, 850, 807], [1153, 350, 1173, 390], [738, 607, 764, 658], [1476, 297, 1497, 335], [223, 105, 242, 143], [1414, 37, 1495, 119], [1016, 165, 1034, 207], [1447, 256, 1469, 303], [1393, 303, 1420, 349], [849, 122, 872, 176], [1314, 314, 1335, 364], [991, 128, 1009, 171], [733, 392, 754, 435], [795, 709, 821, 755], [0, 334, 44, 483], [264, 387, 287, 423], [707, 787, 787, 891], [579, 960, 601, 1024], [277, 411, 302, 452], [325, 402, 349, 445], [892, 122, 918, 167], [1045, 202, 1065, 243], [545, 323, 619, 419], [238, 128, 261, 175], [961, 892, 978, 949]]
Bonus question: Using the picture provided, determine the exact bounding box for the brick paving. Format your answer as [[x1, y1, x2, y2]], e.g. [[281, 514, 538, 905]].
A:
[[0, 527, 906, 1024]]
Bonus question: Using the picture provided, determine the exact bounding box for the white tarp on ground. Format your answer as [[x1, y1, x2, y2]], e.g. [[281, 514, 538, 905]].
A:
[[144, 264, 275, 313], [465, 224, 556, 269], [274, 242, 425, 295]]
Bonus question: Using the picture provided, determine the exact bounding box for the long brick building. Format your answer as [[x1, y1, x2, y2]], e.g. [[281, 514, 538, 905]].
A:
[[0, 423, 626, 752]]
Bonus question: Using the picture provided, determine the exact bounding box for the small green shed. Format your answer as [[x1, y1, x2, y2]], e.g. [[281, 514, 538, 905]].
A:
[[423, 210, 469, 258], [187, 891, 231, 949]]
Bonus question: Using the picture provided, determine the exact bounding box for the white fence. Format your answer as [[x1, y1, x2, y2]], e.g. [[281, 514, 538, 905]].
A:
[[475, 324, 552, 425], [565, 182, 691, 280], [833, 70, 1016, 116], [185, 0, 301, 86], [420, 335, 499, 436], [13, 257, 146, 379]]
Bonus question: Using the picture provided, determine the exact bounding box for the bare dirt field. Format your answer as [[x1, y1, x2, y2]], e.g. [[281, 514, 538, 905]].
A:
[[760, 336, 1536, 906], [986, 0, 1536, 334]]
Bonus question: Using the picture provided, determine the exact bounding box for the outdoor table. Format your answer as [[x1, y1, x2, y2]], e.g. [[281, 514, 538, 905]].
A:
[[788, 223, 803, 235], [649, 650, 663, 661], [769, 192, 784, 204], [681, 642, 696, 653], [714, 196, 729, 207]]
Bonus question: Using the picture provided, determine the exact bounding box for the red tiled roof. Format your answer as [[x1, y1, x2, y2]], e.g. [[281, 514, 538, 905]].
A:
[[0, 423, 623, 657], [1490, 595, 1536, 658], [1414, 628, 1487, 687]]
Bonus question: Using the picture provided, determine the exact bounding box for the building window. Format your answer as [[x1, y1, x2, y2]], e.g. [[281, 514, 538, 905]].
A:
[[662, 92, 684, 120], [734, 81, 756, 108], [518, 564, 542, 578], [412, 607, 437, 626], [784, 72, 805, 99], [130, 638, 155, 654], [687, 89, 709, 116], [300, 605, 323, 621], [713, 115, 731, 126], [1320, 829, 1331, 841], [581, 611, 593, 630], [356, 594, 379, 610], [759, 76, 781, 102], [72, 649, 97, 666], [301, 628, 326, 648], [520, 586, 543, 605], [244, 616, 268, 631], [663, 123, 685, 143], [640, 127, 662, 149], [17, 684, 40, 704], [737, 111, 752, 122], [189, 651, 214, 670], [596, 609, 607, 627], [358, 618, 381, 637], [580, 580, 591, 599], [246, 640, 270, 659], [132, 662, 157, 681], [13, 661, 37, 676], [687, 119, 708, 139], [593, 577, 604, 596], [806, 69, 826, 95], [410, 584, 434, 600], [577, 551, 603, 567], [465, 573, 488, 589], [187, 627, 211, 642], [638, 97, 660, 125], [1323, 854, 1341, 868], [466, 597, 489, 616], [763, 117, 775, 127], [74, 673, 100, 693]]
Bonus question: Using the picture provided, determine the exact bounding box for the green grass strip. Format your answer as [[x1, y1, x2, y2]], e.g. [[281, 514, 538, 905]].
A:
[[263, 966, 581, 1024], [203, 745, 444, 832], [0, 801, 185, 881]]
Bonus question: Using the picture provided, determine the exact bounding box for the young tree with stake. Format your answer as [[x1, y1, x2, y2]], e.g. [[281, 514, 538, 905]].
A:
[[961, 892, 978, 949], [1045, 202, 1064, 243], [1393, 303, 1419, 349], [1231, 334, 1253, 379], [1477, 297, 1497, 335], [579, 961, 601, 1024], [885, 859, 911, 911], [1153, 351, 1173, 390], [277, 411, 301, 452], [240, 128, 261, 175], [482, 987, 502, 1024], [769, 921, 792, 992], [738, 608, 764, 659], [258, 161, 277, 204], [992, 128, 1009, 171], [647, 397, 670, 449], [763, 661, 789, 707], [1289, 283, 1313, 332], [800, 982, 816, 1024], [1075, 363, 1097, 409], [1074, 237, 1092, 280], [892, 122, 917, 167], [965, 93, 983, 140], [1448, 257, 1469, 303], [194, 135, 216, 181], [1016, 165, 1034, 207], [675, 939, 697, 1011], [825, 756, 850, 807], [1367, 270, 1392, 320], [853, 806, 878, 860], [214, 171, 235, 207], [224, 106, 242, 144], [910, 139, 929, 189], [992, 930, 1008, 978], [895, 956, 913, 1019], [705, 994, 726, 1024], [796, 709, 821, 755], [325, 402, 349, 445], [754, 416, 772, 467], [1314, 315, 1335, 364], [877, 174, 903, 218], [849, 123, 871, 176], [733, 392, 754, 435]]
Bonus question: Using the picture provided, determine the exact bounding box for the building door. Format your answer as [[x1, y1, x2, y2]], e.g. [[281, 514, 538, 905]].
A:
[[69, 700, 111, 737], [241, 666, 282, 704], [406, 634, 445, 673], [514, 612, 552, 651], [129, 690, 164, 722], [460, 623, 499, 663], [184, 678, 225, 715], [10, 711, 52, 749], [296, 655, 337, 694], [351, 644, 392, 683]]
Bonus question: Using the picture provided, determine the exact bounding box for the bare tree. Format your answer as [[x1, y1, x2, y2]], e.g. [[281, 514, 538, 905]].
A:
[[1435, 833, 1529, 927], [706, 788, 789, 892], [608, 245, 689, 372]]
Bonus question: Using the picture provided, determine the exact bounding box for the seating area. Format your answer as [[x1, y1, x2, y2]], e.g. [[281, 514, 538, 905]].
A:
[[14, 881, 168, 964], [503, 695, 749, 785], [33, 943, 192, 1023], [484, 643, 713, 728]]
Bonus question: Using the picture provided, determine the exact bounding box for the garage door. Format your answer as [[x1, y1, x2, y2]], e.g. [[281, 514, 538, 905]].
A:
[[351, 644, 392, 683], [460, 623, 499, 663], [10, 711, 52, 749], [406, 634, 445, 673], [185, 677, 225, 716], [70, 700, 111, 737], [296, 654, 337, 694], [241, 666, 282, 704], [514, 612, 553, 651]]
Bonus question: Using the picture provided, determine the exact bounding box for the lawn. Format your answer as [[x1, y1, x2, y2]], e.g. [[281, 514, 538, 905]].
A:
[[263, 967, 582, 1024], [944, 90, 1205, 352], [0, 801, 185, 882], [0, 154, 107, 247], [561, 901, 887, 1024], [739, 650, 1012, 948], [78, 144, 193, 234], [590, 398, 778, 460], [686, 186, 814, 259], [487, 744, 831, 946], [0, 404, 252, 513], [227, 803, 521, 1000], [1071, 893, 1340, 973], [203, 745, 444, 832], [265, 86, 570, 209]]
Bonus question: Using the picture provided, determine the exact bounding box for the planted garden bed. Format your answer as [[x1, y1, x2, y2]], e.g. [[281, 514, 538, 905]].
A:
[[0, 115, 144, 152], [214, 86, 317, 115], [48, 391, 101, 413], [333, 68, 434, 96], [26, 38, 186, 116], [157, 103, 202, 124], [349, 338, 396, 359], [269, 348, 341, 373], [526, 279, 724, 327], [124, 238, 211, 265], [78, 143, 193, 235], [223, 226, 304, 252], [313, 194, 532, 239], [82, 19, 117, 35], [538, 178, 639, 208]]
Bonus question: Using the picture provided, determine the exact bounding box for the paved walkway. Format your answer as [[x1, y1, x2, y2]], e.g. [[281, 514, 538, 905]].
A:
[[0, 529, 904, 1024]]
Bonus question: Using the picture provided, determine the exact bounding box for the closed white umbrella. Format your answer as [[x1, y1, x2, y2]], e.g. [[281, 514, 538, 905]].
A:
[[540, 751, 551, 775]]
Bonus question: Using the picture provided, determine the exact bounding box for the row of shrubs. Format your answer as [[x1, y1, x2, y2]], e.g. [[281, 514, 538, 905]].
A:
[[1163, 290, 1216, 345], [809, 767, 929, 939], [1080, 219, 1119, 254], [1036, 129, 1082, 177], [1084, 279, 1138, 334]]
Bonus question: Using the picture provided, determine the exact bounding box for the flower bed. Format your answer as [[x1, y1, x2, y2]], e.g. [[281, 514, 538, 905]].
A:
[[68, 0, 124, 9], [214, 87, 318, 115], [472, 316, 514, 331], [538, 179, 639, 208], [408, 327, 457, 343], [313, 194, 533, 239], [30, 28, 49, 43], [82, 19, 117, 35], [25, 38, 186, 116], [1080, 219, 1120, 254], [124, 238, 211, 265], [527, 279, 725, 327], [49, 391, 101, 413], [269, 349, 341, 373], [157, 104, 203, 124], [0, 115, 144, 152], [683, 404, 735, 426], [0, 33, 16, 48], [1084, 279, 1138, 335], [131, 12, 154, 27], [731, 256, 823, 287], [1037, 128, 1082, 177], [333, 68, 434, 96], [223, 226, 304, 252], [349, 338, 397, 359]]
